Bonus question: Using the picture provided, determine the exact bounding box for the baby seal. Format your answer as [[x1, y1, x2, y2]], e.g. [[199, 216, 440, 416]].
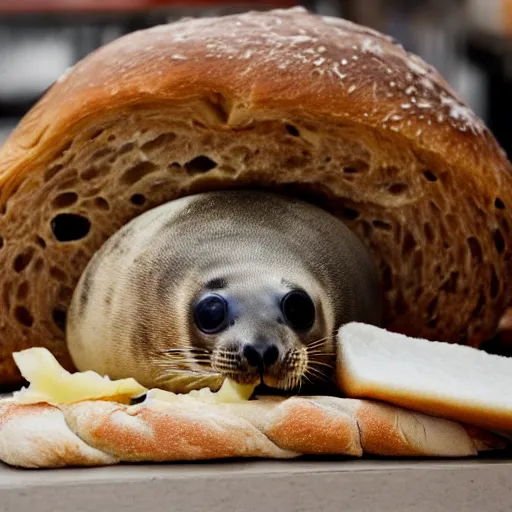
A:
[[66, 190, 383, 394]]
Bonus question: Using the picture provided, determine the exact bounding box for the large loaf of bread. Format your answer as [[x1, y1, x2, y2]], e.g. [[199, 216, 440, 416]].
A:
[[0, 7, 511, 389]]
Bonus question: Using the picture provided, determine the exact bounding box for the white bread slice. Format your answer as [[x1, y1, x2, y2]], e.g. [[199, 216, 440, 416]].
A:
[[336, 322, 512, 432]]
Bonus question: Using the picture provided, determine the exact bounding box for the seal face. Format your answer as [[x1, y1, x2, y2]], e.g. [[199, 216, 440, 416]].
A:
[[67, 190, 383, 393]]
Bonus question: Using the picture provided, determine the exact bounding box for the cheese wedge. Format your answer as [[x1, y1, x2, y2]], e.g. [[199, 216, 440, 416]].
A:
[[12, 347, 147, 405]]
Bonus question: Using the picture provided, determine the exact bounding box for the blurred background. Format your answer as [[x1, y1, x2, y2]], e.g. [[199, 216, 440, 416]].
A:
[[0, 0, 511, 158]]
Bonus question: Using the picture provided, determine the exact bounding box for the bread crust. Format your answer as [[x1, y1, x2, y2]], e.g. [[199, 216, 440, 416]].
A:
[[1, 394, 505, 468], [0, 7, 510, 384], [0, 7, 505, 173]]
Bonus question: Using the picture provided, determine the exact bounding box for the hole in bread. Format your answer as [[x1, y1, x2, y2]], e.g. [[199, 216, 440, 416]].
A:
[[206, 94, 231, 124], [285, 124, 300, 137], [467, 236, 483, 263], [372, 220, 392, 231], [344, 160, 369, 174], [427, 318, 439, 328], [91, 148, 114, 161], [15, 305, 34, 327], [402, 231, 416, 257], [495, 197, 505, 209], [440, 271, 459, 293], [141, 133, 177, 153], [50, 266, 68, 282], [94, 197, 110, 211], [51, 214, 91, 242], [13, 248, 35, 273], [490, 266, 499, 299], [44, 164, 64, 182], [423, 222, 434, 243], [493, 228, 505, 254], [0, 236, 4, 249], [34, 236, 46, 249], [108, 134, 116, 142], [470, 292, 486, 319], [120, 162, 158, 186], [52, 192, 79, 209], [381, 263, 393, 291], [88, 128, 105, 140], [185, 156, 218, 173], [423, 170, 437, 182], [340, 207, 359, 221], [17, 281, 29, 300], [388, 182, 409, 195], [119, 142, 135, 155], [81, 165, 109, 181], [130, 194, 146, 206], [52, 308, 66, 332]]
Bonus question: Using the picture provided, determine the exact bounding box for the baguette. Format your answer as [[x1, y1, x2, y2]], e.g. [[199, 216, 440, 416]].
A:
[[1, 393, 503, 468]]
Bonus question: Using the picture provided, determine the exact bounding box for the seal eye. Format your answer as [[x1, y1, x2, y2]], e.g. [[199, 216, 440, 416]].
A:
[[194, 294, 228, 334], [281, 290, 315, 331]]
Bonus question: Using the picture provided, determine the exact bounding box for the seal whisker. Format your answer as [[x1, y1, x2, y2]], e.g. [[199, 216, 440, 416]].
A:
[[302, 373, 314, 386], [161, 346, 211, 353], [161, 355, 212, 363], [155, 362, 212, 374], [159, 351, 212, 360], [152, 358, 212, 370], [308, 360, 335, 370], [306, 335, 335, 350], [306, 350, 336, 357], [305, 366, 330, 383]]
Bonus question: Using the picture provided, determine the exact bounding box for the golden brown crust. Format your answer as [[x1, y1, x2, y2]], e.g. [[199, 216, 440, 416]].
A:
[[262, 397, 362, 455], [0, 7, 504, 174], [61, 400, 294, 461], [0, 7, 511, 384]]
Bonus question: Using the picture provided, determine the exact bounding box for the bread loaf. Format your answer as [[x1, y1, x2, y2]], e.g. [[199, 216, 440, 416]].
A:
[[0, 7, 510, 386]]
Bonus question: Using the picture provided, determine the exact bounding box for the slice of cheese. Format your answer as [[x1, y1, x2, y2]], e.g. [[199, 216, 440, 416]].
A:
[[11, 347, 257, 406], [147, 379, 257, 405], [12, 347, 148, 405]]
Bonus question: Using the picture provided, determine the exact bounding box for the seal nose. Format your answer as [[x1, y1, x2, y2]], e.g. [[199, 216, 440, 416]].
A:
[[243, 342, 279, 371]]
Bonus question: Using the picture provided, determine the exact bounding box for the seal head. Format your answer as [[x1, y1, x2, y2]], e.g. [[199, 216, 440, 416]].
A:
[[67, 190, 383, 393]]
